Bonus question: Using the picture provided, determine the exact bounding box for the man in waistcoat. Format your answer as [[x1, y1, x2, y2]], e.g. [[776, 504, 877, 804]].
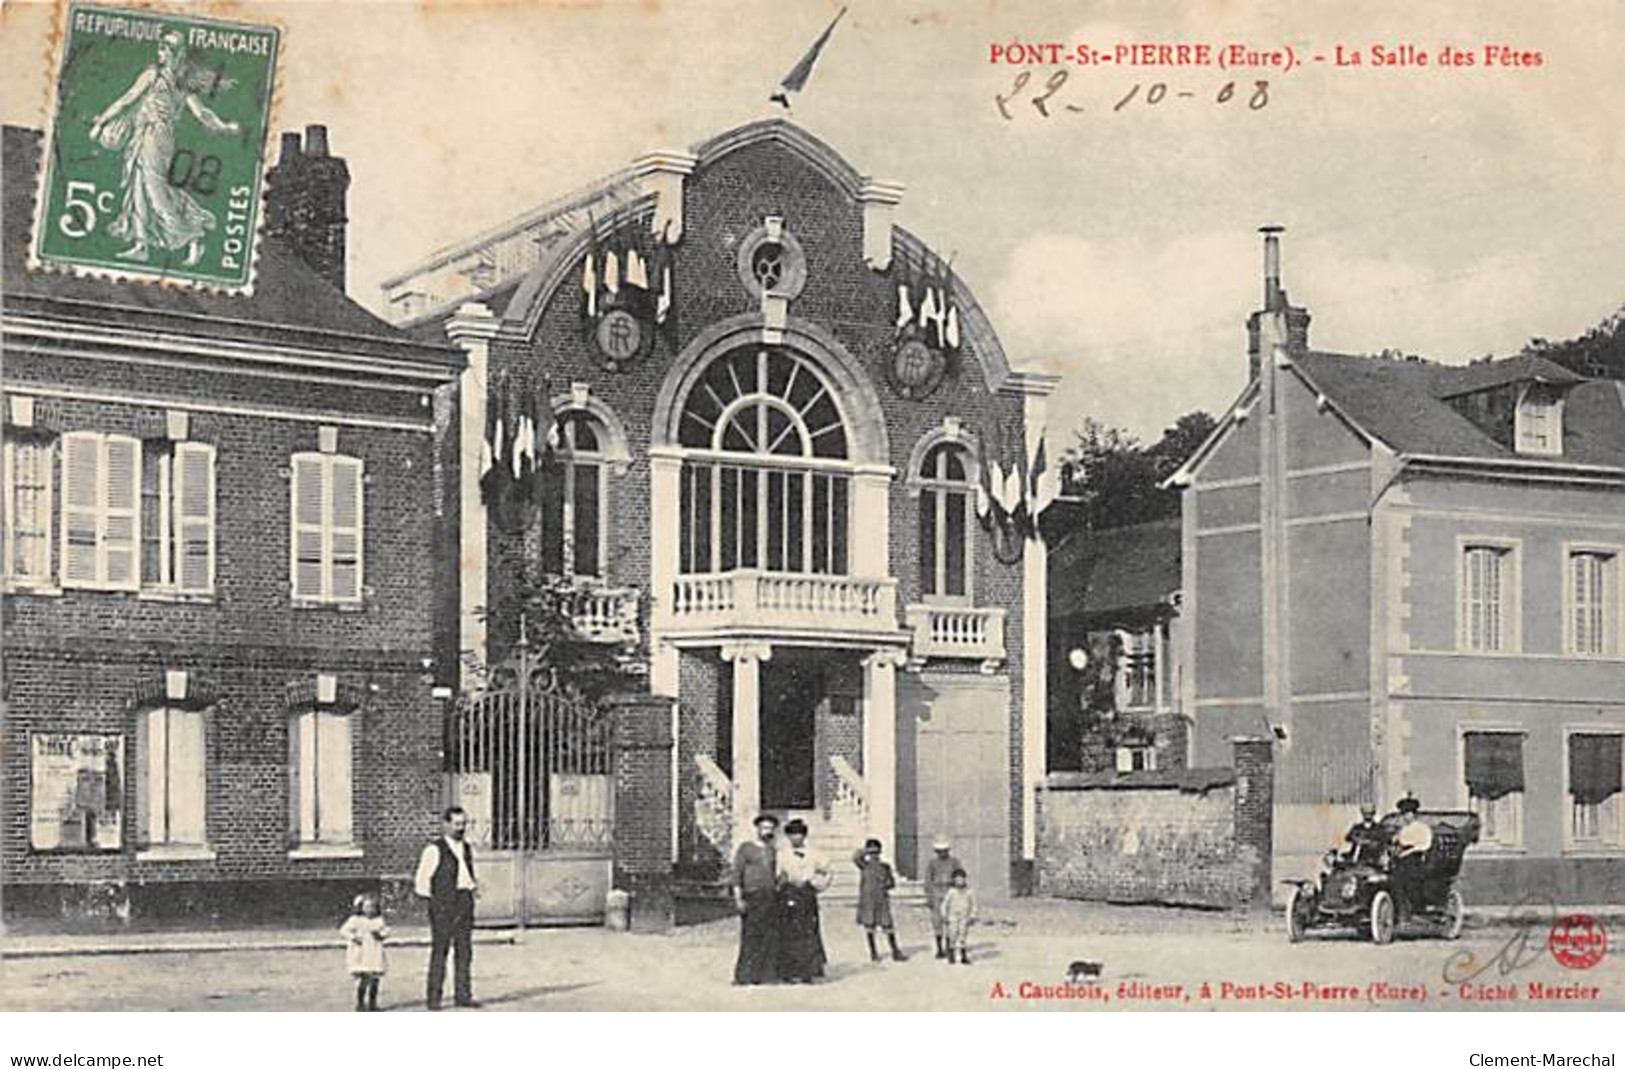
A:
[[731, 813, 781, 985], [414, 806, 480, 1010]]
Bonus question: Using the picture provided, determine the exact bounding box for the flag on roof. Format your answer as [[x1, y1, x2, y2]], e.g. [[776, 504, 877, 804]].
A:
[[770, 7, 847, 108]]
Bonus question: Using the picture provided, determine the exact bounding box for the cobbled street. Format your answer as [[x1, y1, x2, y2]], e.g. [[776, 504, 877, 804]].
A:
[[5, 900, 1619, 1012]]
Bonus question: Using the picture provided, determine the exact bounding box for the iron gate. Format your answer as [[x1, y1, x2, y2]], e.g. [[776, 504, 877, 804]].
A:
[[445, 656, 614, 927]]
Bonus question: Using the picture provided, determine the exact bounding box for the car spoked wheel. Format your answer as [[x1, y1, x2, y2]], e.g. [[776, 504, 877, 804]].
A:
[[1369, 890, 1396, 945], [1286, 886, 1311, 943], [1443, 889, 1465, 941]]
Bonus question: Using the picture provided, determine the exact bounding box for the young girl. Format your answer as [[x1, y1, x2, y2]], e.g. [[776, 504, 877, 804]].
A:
[[340, 893, 390, 1011], [852, 839, 907, 963], [940, 868, 976, 965]]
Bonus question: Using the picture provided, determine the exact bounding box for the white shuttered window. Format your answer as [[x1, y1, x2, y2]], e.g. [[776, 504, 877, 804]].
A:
[[290, 453, 363, 603], [288, 710, 354, 845], [137, 706, 208, 847], [61, 432, 141, 590]]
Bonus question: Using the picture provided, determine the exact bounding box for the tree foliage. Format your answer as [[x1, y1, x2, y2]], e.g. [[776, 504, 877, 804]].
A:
[[1057, 411, 1217, 532], [1521, 304, 1625, 380], [474, 562, 645, 700]]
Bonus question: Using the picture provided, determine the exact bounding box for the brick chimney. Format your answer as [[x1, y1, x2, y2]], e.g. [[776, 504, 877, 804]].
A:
[[265, 124, 351, 293], [1245, 226, 1311, 380]]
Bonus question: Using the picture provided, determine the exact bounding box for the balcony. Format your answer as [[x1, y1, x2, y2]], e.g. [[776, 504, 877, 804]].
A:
[[662, 570, 901, 640], [567, 585, 641, 644], [905, 604, 1006, 669]]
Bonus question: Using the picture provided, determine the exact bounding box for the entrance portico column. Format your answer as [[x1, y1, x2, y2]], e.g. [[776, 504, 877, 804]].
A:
[[862, 649, 908, 853], [721, 641, 772, 846]]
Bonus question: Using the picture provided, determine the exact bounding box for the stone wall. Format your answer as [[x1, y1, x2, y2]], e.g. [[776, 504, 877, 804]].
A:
[[1036, 738, 1273, 910]]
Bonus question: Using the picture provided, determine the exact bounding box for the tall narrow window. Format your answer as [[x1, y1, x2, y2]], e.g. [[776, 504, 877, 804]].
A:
[[60, 431, 140, 590], [2, 434, 54, 585], [1568, 733, 1623, 848], [136, 706, 208, 848], [141, 442, 216, 594], [1569, 550, 1617, 657], [1459, 544, 1513, 652], [918, 442, 971, 600], [289, 709, 354, 847], [540, 413, 605, 579], [1464, 730, 1524, 848], [1515, 385, 1562, 455], [290, 453, 364, 603]]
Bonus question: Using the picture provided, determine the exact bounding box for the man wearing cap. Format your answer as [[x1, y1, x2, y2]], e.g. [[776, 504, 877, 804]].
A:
[[731, 813, 781, 985], [1342, 803, 1384, 866], [924, 834, 963, 959]]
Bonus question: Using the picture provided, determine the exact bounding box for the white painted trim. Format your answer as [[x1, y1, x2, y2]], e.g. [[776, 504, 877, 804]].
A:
[[1286, 460, 1371, 480], [136, 846, 218, 863], [1193, 695, 1267, 709], [1391, 502, 1625, 530], [7, 385, 434, 434], [1194, 474, 1261, 492], [1290, 691, 1371, 705], [288, 845, 365, 860], [1195, 522, 1262, 538], [1283, 511, 1369, 528]]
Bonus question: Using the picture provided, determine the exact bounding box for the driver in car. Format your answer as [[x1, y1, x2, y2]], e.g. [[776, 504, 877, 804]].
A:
[[1342, 803, 1383, 865]]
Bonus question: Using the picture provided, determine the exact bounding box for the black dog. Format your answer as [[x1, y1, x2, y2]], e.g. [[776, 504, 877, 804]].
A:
[[1066, 959, 1104, 982]]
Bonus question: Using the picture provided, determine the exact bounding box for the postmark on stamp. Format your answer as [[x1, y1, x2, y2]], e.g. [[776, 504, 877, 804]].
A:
[[28, 3, 280, 291]]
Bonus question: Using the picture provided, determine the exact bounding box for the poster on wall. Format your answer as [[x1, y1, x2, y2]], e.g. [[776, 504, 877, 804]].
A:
[[30, 732, 124, 852]]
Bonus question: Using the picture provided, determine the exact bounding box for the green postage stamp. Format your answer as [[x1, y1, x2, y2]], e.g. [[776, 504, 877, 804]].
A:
[[29, 3, 280, 290]]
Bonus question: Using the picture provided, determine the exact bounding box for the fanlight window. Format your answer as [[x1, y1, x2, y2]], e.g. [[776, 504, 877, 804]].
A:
[[917, 442, 970, 600], [678, 348, 850, 575]]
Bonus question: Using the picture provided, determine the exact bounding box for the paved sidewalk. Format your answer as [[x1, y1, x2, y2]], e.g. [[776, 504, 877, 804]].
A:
[[1, 925, 518, 960]]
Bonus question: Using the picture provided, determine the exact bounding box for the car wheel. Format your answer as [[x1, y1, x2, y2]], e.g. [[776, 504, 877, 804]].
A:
[[1444, 889, 1465, 941], [1369, 890, 1396, 945], [1286, 886, 1310, 944]]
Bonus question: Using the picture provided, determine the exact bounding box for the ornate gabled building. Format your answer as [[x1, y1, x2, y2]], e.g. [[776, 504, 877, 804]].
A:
[[386, 120, 1058, 900]]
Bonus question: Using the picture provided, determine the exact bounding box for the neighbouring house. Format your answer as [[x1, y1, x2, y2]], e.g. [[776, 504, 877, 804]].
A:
[[381, 119, 1059, 912], [1169, 229, 1625, 903], [0, 125, 464, 925], [1047, 517, 1187, 775]]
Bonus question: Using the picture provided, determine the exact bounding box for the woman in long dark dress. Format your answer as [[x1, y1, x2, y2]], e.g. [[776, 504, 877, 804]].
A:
[[776, 819, 831, 982]]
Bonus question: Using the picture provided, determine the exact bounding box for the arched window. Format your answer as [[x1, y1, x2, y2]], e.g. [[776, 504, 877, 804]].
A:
[[541, 413, 606, 578], [677, 347, 850, 574], [918, 442, 971, 600]]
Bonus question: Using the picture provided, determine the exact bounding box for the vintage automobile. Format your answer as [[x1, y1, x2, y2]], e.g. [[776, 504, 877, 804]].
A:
[[1284, 810, 1480, 945]]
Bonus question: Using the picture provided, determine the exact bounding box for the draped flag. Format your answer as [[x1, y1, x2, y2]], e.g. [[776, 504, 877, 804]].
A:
[[481, 368, 559, 533], [771, 7, 847, 109], [976, 419, 1059, 546]]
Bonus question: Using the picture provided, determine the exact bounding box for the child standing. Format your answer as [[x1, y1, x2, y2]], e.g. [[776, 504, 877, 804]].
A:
[[923, 834, 962, 959], [940, 868, 976, 965], [340, 893, 390, 1011], [852, 838, 907, 963]]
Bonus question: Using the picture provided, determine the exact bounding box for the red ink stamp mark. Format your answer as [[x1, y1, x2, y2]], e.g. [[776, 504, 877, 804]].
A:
[[1548, 913, 1607, 970]]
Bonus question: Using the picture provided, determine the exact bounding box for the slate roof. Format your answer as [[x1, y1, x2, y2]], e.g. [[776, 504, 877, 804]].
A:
[[2, 126, 459, 370], [1048, 517, 1182, 621], [1291, 350, 1625, 468]]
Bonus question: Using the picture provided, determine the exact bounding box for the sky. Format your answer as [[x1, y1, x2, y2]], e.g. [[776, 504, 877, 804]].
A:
[[4, 0, 1623, 444]]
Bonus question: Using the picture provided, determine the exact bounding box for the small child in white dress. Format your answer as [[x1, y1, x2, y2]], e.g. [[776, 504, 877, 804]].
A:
[[339, 893, 390, 1011]]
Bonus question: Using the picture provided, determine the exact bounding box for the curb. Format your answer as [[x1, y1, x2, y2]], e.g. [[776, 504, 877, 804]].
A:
[[1, 930, 520, 961]]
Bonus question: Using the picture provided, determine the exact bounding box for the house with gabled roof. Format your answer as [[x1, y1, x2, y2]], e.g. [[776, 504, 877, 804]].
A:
[[1169, 231, 1625, 903]]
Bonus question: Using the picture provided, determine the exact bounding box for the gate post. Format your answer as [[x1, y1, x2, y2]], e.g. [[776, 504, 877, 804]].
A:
[[608, 691, 677, 931]]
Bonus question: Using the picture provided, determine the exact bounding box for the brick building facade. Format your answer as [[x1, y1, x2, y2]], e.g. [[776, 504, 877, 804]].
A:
[[385, 120, 1057, 899], [0, 126, 463, 925]]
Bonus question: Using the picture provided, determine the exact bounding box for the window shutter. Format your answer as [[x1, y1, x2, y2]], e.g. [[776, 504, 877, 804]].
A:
[[293, 710, 318, 843], [167, 709, 207, 846], [140, 707, 166, 844], [2, 441, 15, 577], [62, 432, 101, 585], [174, 444, 215, 593], [292, 455, 326, 599], [317, 713, 353, 843], [329, 457, 363, 601], [102, 436, 141, 588]]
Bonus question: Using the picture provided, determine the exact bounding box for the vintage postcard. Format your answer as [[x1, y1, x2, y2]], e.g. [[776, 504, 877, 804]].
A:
[[0, 0, 1622, 1026]]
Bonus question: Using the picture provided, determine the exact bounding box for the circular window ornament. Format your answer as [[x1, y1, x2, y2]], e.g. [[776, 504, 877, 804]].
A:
[[887, 337, 946, 400], [736, 223, 808, 300]]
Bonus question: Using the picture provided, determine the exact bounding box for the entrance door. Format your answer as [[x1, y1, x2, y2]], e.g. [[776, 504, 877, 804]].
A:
[[760, 660, 819, 810], [903, 673, 1011, 897]]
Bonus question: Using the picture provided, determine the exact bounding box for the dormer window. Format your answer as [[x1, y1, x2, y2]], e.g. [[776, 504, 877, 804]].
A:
[[1515, 384, 1563, 456]]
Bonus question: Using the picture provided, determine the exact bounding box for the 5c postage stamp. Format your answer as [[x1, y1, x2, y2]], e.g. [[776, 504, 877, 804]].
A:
[[28, 2, 280, 291]]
